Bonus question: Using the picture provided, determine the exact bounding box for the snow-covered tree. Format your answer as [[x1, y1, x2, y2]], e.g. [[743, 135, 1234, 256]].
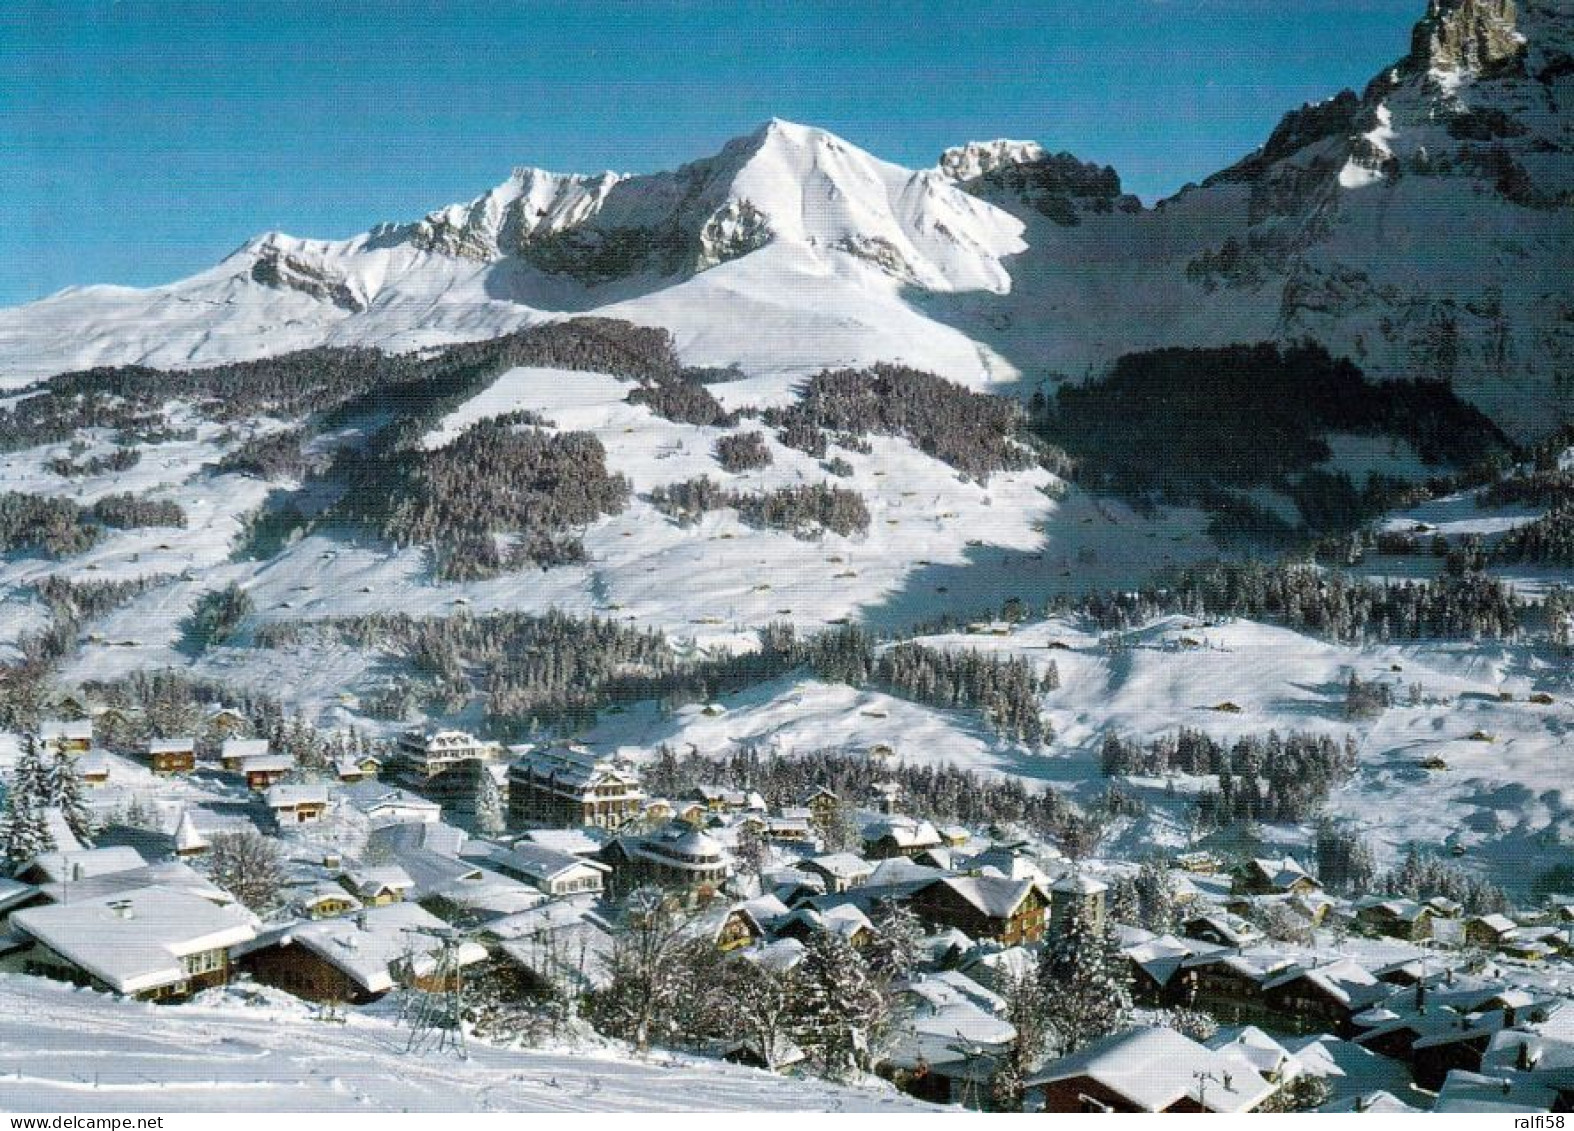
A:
[[809, 793, 860, 854], [1152, 1006, 1218, 1043], [1038, 909, 1133, 1054], [990, 965, 1053, 1111], [589, 891, 702, 1052], [204, 829, 283, 913], [1133, 858, 1179, 933], [1, 735, 55, 869], [866, 896, 926, 983], [790, 928, 889, 1080], [732, 820, 769, 879], [720, 957, 797, 1071], [0, 790, 54, 870], [474, 767, 505, 836], [45, 750, 94, 845]]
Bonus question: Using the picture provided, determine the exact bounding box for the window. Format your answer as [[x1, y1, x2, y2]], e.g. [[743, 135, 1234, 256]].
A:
[[181, 949, 226, 976]]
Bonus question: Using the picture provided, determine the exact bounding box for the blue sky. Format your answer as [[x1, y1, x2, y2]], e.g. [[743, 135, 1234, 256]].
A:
[[3, 1, 1424, 306]]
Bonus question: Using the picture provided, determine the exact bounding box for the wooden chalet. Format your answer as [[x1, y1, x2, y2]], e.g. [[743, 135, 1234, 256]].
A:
[[1027, 1027, 1275, 1113], [145, 737, 196, 775], [910, 876, 1048, 944]]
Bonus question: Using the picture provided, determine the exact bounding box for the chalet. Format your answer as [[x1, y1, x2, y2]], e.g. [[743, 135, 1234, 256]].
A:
[[240, 753, 295, 790], [396, 728, 494, 781], [864, 817, 943, 860], [804, 787, 842, 825], [1122, 934, 1208, 1006], [1355, 897, 1436, 941], [482, 842, 609, 898], [338, 781, 441, 826], [796, 852, 874, 894], [332, 754, 383, 782], [340, 866, 414, 906], [75, 752, 112, 788], [694, 903, 765, 952], [776, 903, 874, 948], [642, 797, 674, 823], [38, 718, 92, 756], [1260, 959, 1390, 1038], [1238, 855, 1321, 897], [910, 876, 1048, 944], [203, 706, 250, 738], [1174, 850, 1223, 875], [687, 785, 765, 814], [236, 903, 486, 1005], [507, 746, 645, 830], [1027, 1027, 1275, 1113], [265, 783, 331, 826], [220, 737, 271, 770], [1049, 872, 1108, 933], [885, 971, 1014, 1105], [1466, 913, 1521, 950], [10, 885, 257, 1001], [290, 883, 362, 920], [145, 737, 196, 775], [1175, 949, 1294, 1027], [1413, 1023, 1503, 1091], [1182, 911, 1264, 949], [763, 814, 813, 843]]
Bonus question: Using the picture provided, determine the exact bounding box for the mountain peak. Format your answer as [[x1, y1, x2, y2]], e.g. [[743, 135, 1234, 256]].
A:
[[937, 139, 1047, 182], [1407, 0, 1525, 74]]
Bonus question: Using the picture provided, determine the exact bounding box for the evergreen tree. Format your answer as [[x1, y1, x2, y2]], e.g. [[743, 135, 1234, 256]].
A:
[[790, 929, 889, 1080], [473, 767, 505, 836], [45, 749, 94, 846], [866, 897, 925, 983], [1038, 910, 1133, 1054], [990, 966, 1052, 1111]]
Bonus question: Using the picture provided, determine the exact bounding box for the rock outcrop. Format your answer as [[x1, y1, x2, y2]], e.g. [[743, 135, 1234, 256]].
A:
[[1408, 0, 1525, 73]]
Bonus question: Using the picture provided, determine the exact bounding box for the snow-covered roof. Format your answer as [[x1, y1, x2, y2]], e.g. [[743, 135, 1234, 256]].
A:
[[36, 860, 235, 907], [39, 720, 92, 741], [519, 828, 607, 857], [1472, 913, 1519, 935], [1434, 1069, 1558, 1113], [11, 885, 258, 995], [146, 737, 195, 754], [1209, 1026, 1301, 1080], [485, 842, 608, 885], [265, 783, 330, 808], [342, 865, 414, 899], [238, 754, 295, 773], [245, 903, 485, 995], [800, 852, 873, 880], [1050, 871, 1109, 895], [744, 936, 807, 973], [1263, 959, 1388, 1009], [1319, 1090, 1424, 1114], [864, 817, 941, 848], [22, 846, 146, 884], [1249, 855, 1317, 890], [1026, 1027, 1276, 1113], [927, 875, 1042, 920], [220, 738, 271, 759]]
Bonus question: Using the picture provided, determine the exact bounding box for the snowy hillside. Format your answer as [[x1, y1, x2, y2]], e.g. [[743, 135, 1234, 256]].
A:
[[0, 975, 935, 1113]]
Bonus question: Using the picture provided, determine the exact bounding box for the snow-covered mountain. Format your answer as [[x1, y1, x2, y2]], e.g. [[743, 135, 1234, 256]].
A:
[[939, 0, 1573, 437], [1, 0, 1569, 438]]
